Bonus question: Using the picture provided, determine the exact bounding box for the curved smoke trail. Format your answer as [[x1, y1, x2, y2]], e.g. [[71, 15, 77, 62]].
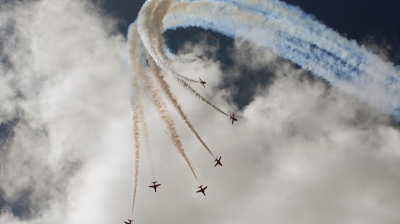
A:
[[152, 1, 197, 63], [137, 0, 199, 83], [159, 0, 400, 121]]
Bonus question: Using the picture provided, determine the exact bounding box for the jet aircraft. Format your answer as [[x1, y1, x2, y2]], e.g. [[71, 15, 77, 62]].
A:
[[230, 113, 238, 125], [149, 181, 161, 192], [124, 219, 133, 224], [214, 156, 222, 167], [195, 54, 205, 61], [199, 78, 206, 88], [196, 185, 208, 196]]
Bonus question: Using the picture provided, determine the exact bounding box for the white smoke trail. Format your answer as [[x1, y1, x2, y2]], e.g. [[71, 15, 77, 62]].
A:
[[151, 1, 197, 63], [148, 0, 196, 64], [182, 155, 196, 188], [164, 45, 197, 63], [174, 76, 229, 117], [139, 100, 157, 181], [137, 0, 199, 83], [148, 135, 161, 180], [161, 0, 400, 121], [187, 153, 207, 186], [148, 55, 216, 158], [141, 132, 151, 184]]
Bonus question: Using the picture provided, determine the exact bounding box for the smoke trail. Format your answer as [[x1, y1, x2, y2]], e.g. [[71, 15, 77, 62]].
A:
[[137, 0, 199, 83], [160, 0, 400, 121], [129, 26, 200, 182], [148, 55, 216, 158], [126, 23, 143, 213], [139, 61, 199, 182], [174, 76, 229, 117], [164, 45, 196, 63], [147, 0, 196, 64], [151, 1, 197, 63], [138, 92, 157, 181], [148, 135, 161, 180], [130, 89, 141, 213]]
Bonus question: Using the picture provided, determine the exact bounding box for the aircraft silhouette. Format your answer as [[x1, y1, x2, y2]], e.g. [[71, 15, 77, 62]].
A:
[[230, 113, 238, 125], [195, 54, 205, 61], [149, 181, 161, 192], [124, 219, 133, 224], [196, 185, 208, 196], [214, 156, 222, 167], [199, 78, 206, 88]]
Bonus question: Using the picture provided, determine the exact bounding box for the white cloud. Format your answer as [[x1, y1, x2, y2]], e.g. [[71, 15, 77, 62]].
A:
[[0, 0, 132, 223]]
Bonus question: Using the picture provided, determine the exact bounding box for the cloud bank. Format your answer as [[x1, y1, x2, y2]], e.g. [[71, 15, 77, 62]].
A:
[[0, 0, 132, 223]]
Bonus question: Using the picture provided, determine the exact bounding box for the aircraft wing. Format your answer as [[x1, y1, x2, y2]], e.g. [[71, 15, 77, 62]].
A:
[[196, 189, 202, 193]]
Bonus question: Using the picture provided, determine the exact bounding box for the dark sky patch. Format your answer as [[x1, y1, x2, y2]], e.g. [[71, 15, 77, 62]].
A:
[[0, 113, 83, 220], [0, 183, 37, 220], [164, 27, 268, 109], [7, 188, 36, 220], [0, 18, 17, 72], [0, 118, 19, 155], [283, 0, 400, 41], [164, 27, 235, 69], [283, 0, 400, 64], [0, 151, 84, 220], [95, 0, 146, 37]]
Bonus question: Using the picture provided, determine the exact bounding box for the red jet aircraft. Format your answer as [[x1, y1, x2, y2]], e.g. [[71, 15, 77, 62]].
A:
[[195, 54, 205, 61], [124, 219, 133, 224], [199, 78, 206, 88], [149, 181, 161, 192], [214, 156, 222, 167], [196, 185, 208, 196], [230, 113, 238, 125]]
